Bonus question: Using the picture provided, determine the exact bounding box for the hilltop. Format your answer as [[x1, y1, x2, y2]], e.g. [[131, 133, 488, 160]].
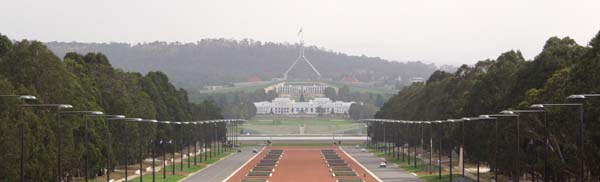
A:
[[45, 39, 440, 92]]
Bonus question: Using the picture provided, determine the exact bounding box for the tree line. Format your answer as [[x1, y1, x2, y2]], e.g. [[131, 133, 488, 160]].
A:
[[0, 33, 223, 181], [375, 30, 600, 180], [44, 39, 439, 90]]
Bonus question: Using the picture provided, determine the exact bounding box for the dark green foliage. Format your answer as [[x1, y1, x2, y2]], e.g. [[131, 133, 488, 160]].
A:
[[0, 35, 223, 181], [375, 30, 600, 180]]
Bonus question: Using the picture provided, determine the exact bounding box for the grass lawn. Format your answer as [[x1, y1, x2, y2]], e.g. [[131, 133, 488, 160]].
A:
[[127, 150, 235, 182], [244, 116, 365, 135], [248, 117, 355, 125], [128, 173, 186, 182], [420, 174, 474, 182]]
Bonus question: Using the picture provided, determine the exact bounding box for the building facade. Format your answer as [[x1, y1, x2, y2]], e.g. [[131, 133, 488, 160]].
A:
[[254, 97, 353, 115], [264, 82, 333, 98]]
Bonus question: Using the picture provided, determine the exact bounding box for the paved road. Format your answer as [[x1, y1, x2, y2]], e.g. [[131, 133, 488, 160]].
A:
[[183, 147, 262, 182], [342, 146, 422, 182]]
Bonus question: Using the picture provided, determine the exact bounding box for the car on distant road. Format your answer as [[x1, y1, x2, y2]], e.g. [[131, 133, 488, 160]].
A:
[[379, 161, 387, 168], [361, 148, 366, 152]]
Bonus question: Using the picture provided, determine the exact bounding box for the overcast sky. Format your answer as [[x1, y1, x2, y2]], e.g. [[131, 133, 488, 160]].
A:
[[1, 0, 599, 65]]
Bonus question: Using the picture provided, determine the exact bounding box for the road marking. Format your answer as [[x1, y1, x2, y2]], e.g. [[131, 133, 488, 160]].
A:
[[339, 147, 383, 182], [222, 147, 265, 182]]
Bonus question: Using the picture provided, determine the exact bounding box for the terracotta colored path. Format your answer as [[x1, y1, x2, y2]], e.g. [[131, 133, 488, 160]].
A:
[[227, 146, 380, 182]]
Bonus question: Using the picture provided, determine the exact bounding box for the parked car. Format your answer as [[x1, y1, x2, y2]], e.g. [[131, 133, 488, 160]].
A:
[[252, 148, 258, 153], [361, 148, 367, 152]]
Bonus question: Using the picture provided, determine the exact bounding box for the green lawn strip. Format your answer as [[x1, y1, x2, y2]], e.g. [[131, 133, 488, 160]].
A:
[[247, 117, 355, 125], [329, 163, 348, 167], [252, 167, 274, 172], [327, 159, 346, 163], [332, 171, 357, 176], [128, 150, 236, 182], [331, 167, 353, 172], [324, 81, 396, 95], [419, 174, 475, 182], [247, 171, 272, 177], [127, 173, 187, 182], [270, 143, 351, 147]]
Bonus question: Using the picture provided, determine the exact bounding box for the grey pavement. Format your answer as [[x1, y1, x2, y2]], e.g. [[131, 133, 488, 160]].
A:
[[342, 146, 422, 182], [183, 147, 262, 182]]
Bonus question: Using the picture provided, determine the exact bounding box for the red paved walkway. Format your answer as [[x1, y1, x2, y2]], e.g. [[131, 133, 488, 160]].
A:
[[227, 146, 379, 182]]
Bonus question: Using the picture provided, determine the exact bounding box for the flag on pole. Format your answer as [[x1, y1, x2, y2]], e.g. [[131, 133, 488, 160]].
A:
[[298, 28, 303, 36]]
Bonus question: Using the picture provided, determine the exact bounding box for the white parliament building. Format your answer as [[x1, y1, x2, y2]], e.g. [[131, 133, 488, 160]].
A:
[[254, 97, 353, 115]]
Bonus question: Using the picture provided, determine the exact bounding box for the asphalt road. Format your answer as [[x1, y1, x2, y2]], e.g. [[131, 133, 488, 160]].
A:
[[183, 147, 262, 182], [342, 146, 422, 182]]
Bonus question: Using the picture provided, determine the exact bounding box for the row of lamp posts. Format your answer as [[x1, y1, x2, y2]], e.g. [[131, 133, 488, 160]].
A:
[[0, 94, 245, 182], [363, 93, 597, 182]]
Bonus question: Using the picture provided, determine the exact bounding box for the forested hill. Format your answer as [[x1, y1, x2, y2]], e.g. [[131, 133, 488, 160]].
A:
[[375, 30, 600, 178], [45, 39, 438, 89]]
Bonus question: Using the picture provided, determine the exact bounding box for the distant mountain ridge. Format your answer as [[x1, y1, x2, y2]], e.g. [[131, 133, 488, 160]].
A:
[[45, 39, 439, 91]]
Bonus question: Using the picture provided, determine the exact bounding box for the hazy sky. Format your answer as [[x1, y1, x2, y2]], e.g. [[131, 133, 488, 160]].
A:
[[1, 0, 599, 65]]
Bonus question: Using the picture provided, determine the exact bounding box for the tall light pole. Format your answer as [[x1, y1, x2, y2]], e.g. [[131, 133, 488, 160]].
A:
[[135, 119, 157, 182], [0, 94, 36, 182], [213, 121, 218, 157], [446, 119, 461, 182], [192, 122, 198, 166], [84, 114, 124, 182], [57, 110, 105, 182], [106, 117, 141, 182], [531, 102, 585, 181], [433, 120, 444, 179], [501, 109, 546, 181], [20, 103, 73, 181], [156, 121, 172, 180], [423, 121, 433, 174], [175, 122, 184, 172], [459, 117, 473, 179], [567, 94, 599, 182], [528, 105, 551, 181]]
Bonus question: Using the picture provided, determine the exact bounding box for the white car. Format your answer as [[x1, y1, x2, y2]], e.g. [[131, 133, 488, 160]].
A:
[[361, 148, 367, 152], [379, 162, 387, 168]]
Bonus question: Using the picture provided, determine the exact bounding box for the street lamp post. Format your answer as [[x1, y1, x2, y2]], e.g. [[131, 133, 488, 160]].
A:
[[213, 122, 218, 158], [423, 121, 433, 174], [532, 102, 586, 181], [434, 120, 443, 179], [20, 103, 73, 181], [136, 119, 157, 182], [58, 111, 105, 182], [193, 122, 198, 166], [156, 121, 172, 180], [446, 119, 460, 182], [170, 138, 175, 176], [106, 117, 141, 182], [0, 94, 37, 182], [567, 94, 600, 182], [500, 109, 545, 181], [179, 122, 187, 170]]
